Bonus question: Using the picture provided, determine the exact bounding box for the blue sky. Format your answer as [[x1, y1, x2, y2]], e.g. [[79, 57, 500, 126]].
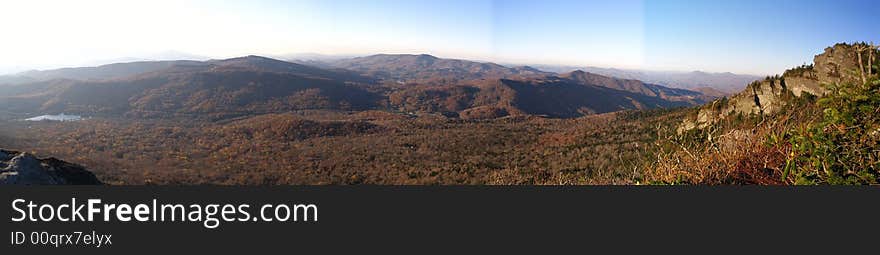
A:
[[642, 0, 880, 74], [1, 0, 878, 75]]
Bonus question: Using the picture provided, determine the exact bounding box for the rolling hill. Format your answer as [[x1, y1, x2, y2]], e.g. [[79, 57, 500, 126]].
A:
[[0, 60, 201, 85], [535, 65, 761, 94], [0, 54, 717, 120], [387, 73, 702, 119], [331, 54, 553, 84], [0, 56, 382, 119]]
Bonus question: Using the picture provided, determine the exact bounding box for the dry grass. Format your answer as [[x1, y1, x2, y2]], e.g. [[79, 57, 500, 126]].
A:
[[644, 97, 821, 185], [645, 128, 789, 184]]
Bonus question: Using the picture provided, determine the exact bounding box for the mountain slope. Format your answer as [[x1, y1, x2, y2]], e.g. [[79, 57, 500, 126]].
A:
[[560, 70, 715, 104], [2, 54, 712, 121], [332, 54, 552, 84], [0, 60, 202, 85], [0, 57, 382, 118], [0, 55, 373, 86], [497, 78, 692, 118], [332, 54, 711, 118], [535, 65, 761, 94], [388, 73, 696, 119], [209, 55, 373, 83]]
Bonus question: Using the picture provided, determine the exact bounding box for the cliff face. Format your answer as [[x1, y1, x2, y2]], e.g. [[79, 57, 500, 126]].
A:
[[814, 44, 867, 85], [0, 149, 102, 185], [680, 43, 872, 131]]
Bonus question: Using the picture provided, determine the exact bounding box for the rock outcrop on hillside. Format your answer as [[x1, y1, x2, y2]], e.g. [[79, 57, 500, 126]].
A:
[[680, 43, 874, 131], [0, 149, 102, 185]]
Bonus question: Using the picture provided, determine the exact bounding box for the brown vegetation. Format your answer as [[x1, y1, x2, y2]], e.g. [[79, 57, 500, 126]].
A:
[[0, 108, 684, 185], [645, 100, 820, 184]]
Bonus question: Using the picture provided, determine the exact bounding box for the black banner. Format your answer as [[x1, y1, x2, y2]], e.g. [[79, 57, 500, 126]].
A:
[[1, 186, 877, 254]]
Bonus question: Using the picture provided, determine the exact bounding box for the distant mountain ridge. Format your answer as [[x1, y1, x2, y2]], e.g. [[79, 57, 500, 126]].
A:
[[0, 54, 720, 120], [386, 68, 713, 119], [0, 56, 380, 118], [0, 55, 371, 86], [560, 70, 714, 104], [0, 60, 201, 85], [330, 54, 553, 84], [534, 65, 761, 94]]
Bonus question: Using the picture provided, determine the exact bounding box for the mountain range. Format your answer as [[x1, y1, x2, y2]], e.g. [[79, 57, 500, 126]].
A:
[[329, 54, 551, 84], [0, 54, 729, 120], [534, 65, 761, 94]]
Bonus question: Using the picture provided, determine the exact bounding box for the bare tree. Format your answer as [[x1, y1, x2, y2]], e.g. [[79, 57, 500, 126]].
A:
[[870, 42, 876, 77], [855, 43, 868, 84]]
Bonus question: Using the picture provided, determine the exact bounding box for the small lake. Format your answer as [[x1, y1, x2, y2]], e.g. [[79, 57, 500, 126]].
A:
[[25, 114, 83, 122]]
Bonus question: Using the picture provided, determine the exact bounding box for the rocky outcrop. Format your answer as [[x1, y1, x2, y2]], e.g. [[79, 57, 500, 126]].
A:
[[680, 43, 875, 131], [784, 75, 823, 97], [0, 149, 101, 185], [814, 43, 867, 86], [680, 77, 809, 131]]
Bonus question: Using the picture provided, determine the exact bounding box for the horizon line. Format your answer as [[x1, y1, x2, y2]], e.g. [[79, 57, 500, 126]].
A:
[[1, 52, 771, 77]]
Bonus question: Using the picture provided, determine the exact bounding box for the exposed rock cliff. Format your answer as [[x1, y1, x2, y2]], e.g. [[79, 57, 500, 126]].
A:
[[0, 149, 102, 185], [680, 43, 874, 131]]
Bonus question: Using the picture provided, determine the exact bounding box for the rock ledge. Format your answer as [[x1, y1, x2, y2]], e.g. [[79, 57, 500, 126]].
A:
[[0, 149, 101, 185]]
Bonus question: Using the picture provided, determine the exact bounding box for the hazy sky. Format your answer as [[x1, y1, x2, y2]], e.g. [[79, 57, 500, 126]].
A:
[[1, 0, 878, 75]]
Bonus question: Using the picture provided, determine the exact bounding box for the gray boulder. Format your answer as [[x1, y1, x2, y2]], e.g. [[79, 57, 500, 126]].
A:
[[0, 149, 101, 185]]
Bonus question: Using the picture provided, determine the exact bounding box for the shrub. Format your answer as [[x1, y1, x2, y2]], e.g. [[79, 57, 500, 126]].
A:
[[785, 76, 880, 184]]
